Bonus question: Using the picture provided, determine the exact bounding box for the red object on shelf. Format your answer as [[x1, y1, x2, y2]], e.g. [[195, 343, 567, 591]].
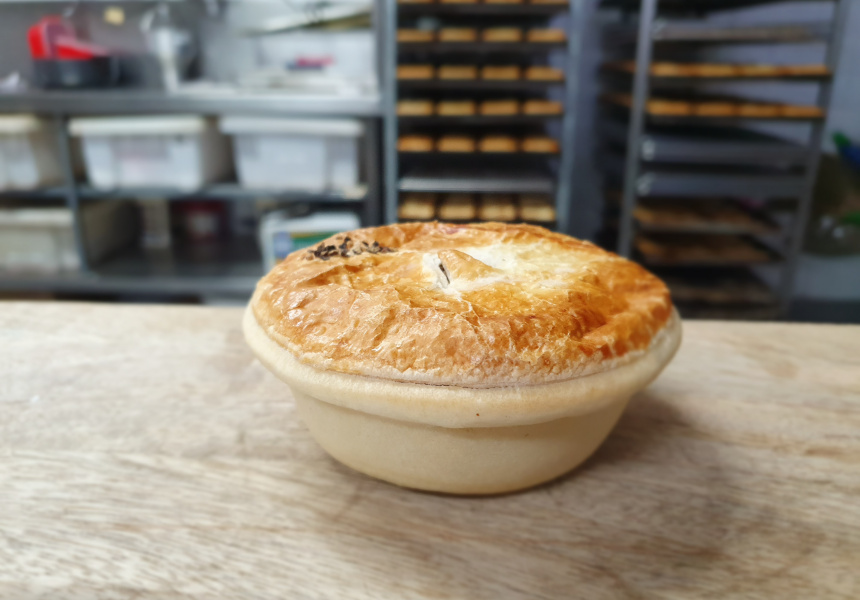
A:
[[55, 36, 109, 60], [28, 16, 109, 60], [28, 17, 74, 59]]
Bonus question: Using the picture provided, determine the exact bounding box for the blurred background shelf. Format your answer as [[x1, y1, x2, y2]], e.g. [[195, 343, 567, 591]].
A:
[[604, 21, 831, 43], [601, 0, 833, 14], [603, 155, 807, 197], [0, 90, 382, 117], [397, 79, 564, 91], [635, 236, 785, 267], [633, 203, 780, 235], [76, 184, 369, 204], [644, 113, 827, 125], [399, 115, 563, 125], [397, 4, 570, 17], [0, 186, 69, 199], [603, 69, 832, 86], [399, 172, 555, 194], [601, 121, 810, 165], [0, 237, 262, 297], [397, 42, 568, 53], [0, 0, 183, 3], [602, 101, 827, 124]]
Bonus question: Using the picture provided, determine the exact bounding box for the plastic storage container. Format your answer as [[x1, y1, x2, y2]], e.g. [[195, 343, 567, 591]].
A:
[[220, 117, 363, 193], [259, 210, 361, 270], [0, 115, 63, 190], [69, 115, 230, 190], [0, 201, 136, 273]]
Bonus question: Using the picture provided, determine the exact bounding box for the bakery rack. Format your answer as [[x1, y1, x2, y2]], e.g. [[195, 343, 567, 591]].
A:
[[383, 0, 585, 230], [598, 0, 850, 318]]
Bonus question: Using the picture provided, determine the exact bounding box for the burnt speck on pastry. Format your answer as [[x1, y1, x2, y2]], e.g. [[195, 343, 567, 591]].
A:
[[307, 236, 397, 261]]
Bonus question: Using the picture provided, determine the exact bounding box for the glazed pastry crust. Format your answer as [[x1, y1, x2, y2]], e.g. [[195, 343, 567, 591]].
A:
[[249, 222, 674, 387]]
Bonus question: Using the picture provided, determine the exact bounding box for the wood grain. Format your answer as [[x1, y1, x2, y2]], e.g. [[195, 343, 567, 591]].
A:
[[1, 302, 859, 599]]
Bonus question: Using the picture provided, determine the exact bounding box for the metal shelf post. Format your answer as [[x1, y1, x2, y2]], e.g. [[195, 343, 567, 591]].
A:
[[383, 0, 399, 224], [53, 115, 89, 272], [617, 0, 658, 257], [556, 0, 585, 235], [778, 0, 851, 313]]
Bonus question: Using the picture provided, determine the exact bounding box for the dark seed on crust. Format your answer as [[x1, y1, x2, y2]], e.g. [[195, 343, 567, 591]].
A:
[[305, 237, 396, 260]]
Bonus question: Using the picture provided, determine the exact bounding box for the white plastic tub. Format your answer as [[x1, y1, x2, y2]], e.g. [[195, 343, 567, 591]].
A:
[[0, 201, 136, 273], [0, 115, 63, 190], [220, 117, 363, 193], [69, 115, 230, 191]]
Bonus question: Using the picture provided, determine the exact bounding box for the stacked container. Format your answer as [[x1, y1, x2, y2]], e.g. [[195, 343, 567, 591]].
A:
[[0, 115, 63, 190], [69, 115, 230, 190], [220, 117, 363, 193]]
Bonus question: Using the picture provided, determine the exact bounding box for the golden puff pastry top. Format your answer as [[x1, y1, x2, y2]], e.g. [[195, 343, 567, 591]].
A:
[[250, 222, 673, 387]]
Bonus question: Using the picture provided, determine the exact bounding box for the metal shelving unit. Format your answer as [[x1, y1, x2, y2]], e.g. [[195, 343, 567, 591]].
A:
[[0, 92, 383, 298], [384, 0, 583, 231], [600, 0, 850, 318]]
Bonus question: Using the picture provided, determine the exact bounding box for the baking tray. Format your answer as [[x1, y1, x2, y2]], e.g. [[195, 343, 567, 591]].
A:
[[600, 119, 810, 166], [633, 201, 780, 235], [400, 149, 559, 155], [397, 42, 567, 53], [398, 115, 562, 125], [399, 170, 555, 194], [602, 94, 825, 122], [651, 20, 831, 42], [397, 79, 563, 91], [602, 153, 806, 198], [635, 233, 784, 266], [601, 0, 830, 15], [634, 170, 805, 198], [601, 21, 830, 44], [397, 4, 568, 16], [656, 267, 778, 305], [602, 61, 831, 83]]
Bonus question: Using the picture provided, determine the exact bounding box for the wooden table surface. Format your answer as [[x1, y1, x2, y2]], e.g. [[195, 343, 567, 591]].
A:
[[1, 302, 859, 599]]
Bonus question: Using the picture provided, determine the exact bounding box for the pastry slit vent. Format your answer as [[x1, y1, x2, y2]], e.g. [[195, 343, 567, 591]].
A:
[[424, 253, 451, 288], [438, 261, 451, 285]]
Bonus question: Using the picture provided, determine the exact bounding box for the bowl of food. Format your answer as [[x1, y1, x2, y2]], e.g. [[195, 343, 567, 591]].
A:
[[244, 222, 681, 494]]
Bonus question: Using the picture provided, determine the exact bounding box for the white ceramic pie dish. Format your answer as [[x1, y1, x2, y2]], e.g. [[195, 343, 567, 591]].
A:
[[243, 305, 681, 495]]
